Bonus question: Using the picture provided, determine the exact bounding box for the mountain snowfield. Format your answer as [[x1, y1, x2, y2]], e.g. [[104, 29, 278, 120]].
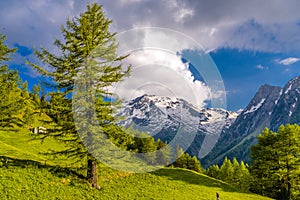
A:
[[117, 76, 300, 167], [117, 94, 238, 161], [119, 94, 238, 135]]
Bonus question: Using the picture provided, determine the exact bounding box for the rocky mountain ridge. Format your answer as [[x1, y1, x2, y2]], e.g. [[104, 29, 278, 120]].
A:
[[202, 76, 300, 166], [118, 94, 238, 160], [117, 76, 300, 167]]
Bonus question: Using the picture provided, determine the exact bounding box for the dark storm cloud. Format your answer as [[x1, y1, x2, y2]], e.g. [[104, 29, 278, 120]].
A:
[[103, 0, 300, 52], [0, 0, 299, 52]]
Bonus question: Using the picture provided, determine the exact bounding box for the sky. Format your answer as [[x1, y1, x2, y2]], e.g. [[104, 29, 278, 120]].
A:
[[1, 0, 300, 111]]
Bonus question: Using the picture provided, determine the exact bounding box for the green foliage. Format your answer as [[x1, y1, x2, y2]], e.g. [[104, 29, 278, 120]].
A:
[[130, 132, 157, 153], [207, 157, 252, 192], [0, 33, 36, 128], [250, 128, 280, 197], [189, 156, 204, 173], [0, 33, 19, 127], [220, 157, 234, 182], [126, 130, 156, 164], [0, 33, 16, 67], [0, 76, 23, 128], [251, 124, 300, 200], [155, 139, 171, 166], [19, 82, 47, 129], [175, 147, 205, 173], [124, 130, 171, 166], [207, 164, 220, 179], [238, 161, 252, 191], [27, 3, 131, 188]]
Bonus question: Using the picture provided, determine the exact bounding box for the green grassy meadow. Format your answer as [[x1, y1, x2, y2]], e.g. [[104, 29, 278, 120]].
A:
[[0, 129, 272, 200]]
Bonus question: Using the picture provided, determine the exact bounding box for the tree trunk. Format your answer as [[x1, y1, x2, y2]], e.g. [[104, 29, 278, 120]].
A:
[[87, 159, 100, 189], [287, 176, 291, 200]]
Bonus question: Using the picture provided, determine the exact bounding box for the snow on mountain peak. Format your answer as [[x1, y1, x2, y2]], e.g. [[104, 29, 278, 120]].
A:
[[275, 89, 283, 105], [284, 76, 300, 94], [285, 84, 293, 94], [119, 94, 238, 138], [244, 98, 266, 114]]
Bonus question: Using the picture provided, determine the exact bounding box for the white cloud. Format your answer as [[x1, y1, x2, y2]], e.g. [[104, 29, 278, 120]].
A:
[[256, 64, 268, 70], [110, 28, 226, 108], [113, 49, 211, 107], [278, 57, 300, 66], [177, 8, 194, 22], [167, 0, 194, 23], [256, 64, 264, 69]]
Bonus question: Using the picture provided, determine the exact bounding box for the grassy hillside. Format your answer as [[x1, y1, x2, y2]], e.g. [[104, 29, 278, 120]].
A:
[[0, 129, 272, 200]]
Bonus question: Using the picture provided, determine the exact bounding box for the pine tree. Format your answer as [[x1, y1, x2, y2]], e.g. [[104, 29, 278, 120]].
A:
[[250, 125, 300, 199], [155, 139, 171, 166], [0, 33, 25, 128], [19, 82, 40, 129], [206, 157, 252, 192], [219, 157, 234, 183], [230, 157, 240, 184], [207, 164, 220, 179], [250, 128, 280, 198], [275, 125, 300, 199], [174, 147, 186, 168], [230, 157, 252, 191], [174, 147, 204, 173], [188, 156, 204, 173], [0, 33, 16, 64], [129, 131, 157, 164], [238, 161, 252, 192], [28, 83, 50, 127], [28, 3, 130, 189]]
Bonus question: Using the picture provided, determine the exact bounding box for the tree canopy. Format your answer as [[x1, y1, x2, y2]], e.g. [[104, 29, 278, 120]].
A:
[[28, 3, 130, 189], [251, 124, 300, 200], [0, 33, 26, 128]]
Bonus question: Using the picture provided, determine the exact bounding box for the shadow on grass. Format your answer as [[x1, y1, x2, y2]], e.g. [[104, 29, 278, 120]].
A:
[[0, 155, 86, 180], [151, 168, 245, 193]]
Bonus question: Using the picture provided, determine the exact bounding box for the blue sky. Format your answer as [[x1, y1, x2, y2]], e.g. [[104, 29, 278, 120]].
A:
[[1, 0, 300, 111]]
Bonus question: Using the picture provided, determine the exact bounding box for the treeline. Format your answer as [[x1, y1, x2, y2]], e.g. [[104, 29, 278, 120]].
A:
[[173, 147, 205, 173], [0, 34, 45, 130], [206, 157, 252, 191], [206, 124, 300, 200], [129, 123, 300, 200], [250, 124, 300, 200], [176, 123, 300, 200]]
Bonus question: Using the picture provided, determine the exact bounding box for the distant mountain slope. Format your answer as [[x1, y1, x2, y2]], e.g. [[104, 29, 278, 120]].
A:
[[118, 94, 237, 160], [116, 76, 300, 167], [202, 76, 300, 166], [270, 76, 300, 129]]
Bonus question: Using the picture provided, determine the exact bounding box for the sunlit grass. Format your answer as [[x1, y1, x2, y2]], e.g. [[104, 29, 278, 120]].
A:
[[0, 129, 272, 200]]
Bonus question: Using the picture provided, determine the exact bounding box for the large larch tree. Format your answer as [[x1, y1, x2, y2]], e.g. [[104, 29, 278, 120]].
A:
[[28, 3, 130, 189]]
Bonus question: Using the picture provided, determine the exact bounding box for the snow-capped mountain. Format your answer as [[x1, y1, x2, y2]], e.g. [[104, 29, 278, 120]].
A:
[[202, 76, 300, 166], [270, 76, 300, 130], [118, 94, 238, 159], [117, 76, 300, 167]]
